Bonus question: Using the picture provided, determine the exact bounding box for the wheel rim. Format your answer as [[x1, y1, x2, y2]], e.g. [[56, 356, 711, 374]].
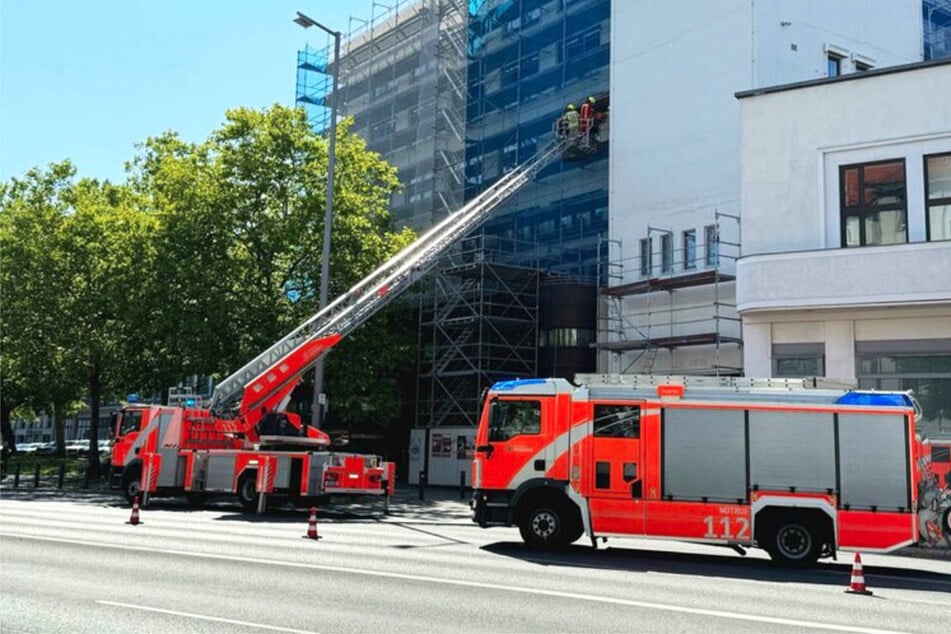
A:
[[777, 524, 811, 559], [531, 509, 558, 540]]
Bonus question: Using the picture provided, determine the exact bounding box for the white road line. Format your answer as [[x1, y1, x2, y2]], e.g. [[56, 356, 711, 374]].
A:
[[96, 600, 317, 633], [7, 533, 908, 634]]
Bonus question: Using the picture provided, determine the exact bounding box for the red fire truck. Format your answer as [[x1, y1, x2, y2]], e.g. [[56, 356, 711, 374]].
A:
[[110, 135, 572, 511], [471, 374, 951, 565]]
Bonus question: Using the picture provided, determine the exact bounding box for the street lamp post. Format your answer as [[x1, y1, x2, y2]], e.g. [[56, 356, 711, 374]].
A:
[[294, 11, 341, 429]]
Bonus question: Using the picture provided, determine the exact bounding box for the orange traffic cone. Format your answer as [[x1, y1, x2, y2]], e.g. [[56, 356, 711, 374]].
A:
[[845, 552, 873, 595], [303, 506, 320, 540], [126, 496, 141, 526]]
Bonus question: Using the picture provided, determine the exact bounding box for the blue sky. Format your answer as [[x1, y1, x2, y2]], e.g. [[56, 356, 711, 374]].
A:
[[1, 1, 368, 183]]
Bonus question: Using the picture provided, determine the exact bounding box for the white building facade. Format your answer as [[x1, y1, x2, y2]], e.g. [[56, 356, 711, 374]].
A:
[[604, 0, 923, 375], [736, 58, 951, 437]]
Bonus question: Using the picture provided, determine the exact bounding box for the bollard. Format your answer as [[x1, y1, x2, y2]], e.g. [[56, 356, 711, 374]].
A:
[[33, 462, 41, 488], [459, 470, 466, 499], [418, 470, 427, 501], [58, 463, 66, 489], [14, 462, 21, 488]]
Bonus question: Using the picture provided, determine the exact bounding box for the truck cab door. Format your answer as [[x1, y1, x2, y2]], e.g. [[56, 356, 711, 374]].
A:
[[587, 401, 644, 536], [474, 396, 550, 491]]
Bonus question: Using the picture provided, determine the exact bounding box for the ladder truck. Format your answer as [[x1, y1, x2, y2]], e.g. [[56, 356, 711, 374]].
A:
[[110, 136, 569, 511], [471, 373, 951, 564]]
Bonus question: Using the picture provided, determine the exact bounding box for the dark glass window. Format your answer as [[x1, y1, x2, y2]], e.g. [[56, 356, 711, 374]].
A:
[[683, 229, 696, 270], [488, 400, 541, 441], [840, 160, 907, 247], [118, 410, 143, 436], [925, 153, 951, 241], [640, 237, 652, 276], [594, 404, 640, 438], [660, 233, 673, 273], [704, 224, 719, 266], [827, 54, 842, 77]]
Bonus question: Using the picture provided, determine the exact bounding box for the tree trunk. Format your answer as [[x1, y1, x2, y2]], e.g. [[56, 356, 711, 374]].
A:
[[86, 355, 101, 482], [0, 394, 15, 476], [53, 402, 66, 458]]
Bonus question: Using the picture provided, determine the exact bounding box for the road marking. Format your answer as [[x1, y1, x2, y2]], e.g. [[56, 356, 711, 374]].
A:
[[96, 600, 316, 633], [7, 533, 908, 634]]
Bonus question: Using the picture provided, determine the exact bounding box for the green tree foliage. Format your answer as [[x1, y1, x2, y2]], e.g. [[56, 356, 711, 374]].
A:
[[0, 162, 156, 474], [128, 105, 415, 429], [2, 105, 415, 462]]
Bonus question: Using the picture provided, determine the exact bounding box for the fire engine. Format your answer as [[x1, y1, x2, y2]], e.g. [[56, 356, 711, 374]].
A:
[[471, 373, 951, 565], [110, 134, 573, 511]]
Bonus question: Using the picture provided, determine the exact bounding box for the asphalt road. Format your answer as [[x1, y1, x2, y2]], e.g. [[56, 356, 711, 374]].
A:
[[1, 488, 949, 633]]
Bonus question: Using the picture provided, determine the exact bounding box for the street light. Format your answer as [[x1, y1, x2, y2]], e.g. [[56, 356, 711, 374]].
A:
[[295, 11, 341, 429]]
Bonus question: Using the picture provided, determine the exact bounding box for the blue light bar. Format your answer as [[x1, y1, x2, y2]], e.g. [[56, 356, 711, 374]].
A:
[[836, 391, 914, 409], [491, 378, 547, 391]]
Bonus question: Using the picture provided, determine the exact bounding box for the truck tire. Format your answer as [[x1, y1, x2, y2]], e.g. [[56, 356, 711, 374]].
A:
[[237, 471, 259, 512], [766, 518, 821, 567], [518, 498, 579, 549], [121, 467, 142, 506]]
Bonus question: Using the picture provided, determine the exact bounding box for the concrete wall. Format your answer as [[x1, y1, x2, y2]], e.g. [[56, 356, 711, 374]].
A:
[[610, 0, 921, 277], [605, 0, 921, 374], [739, 63, 951, 256]]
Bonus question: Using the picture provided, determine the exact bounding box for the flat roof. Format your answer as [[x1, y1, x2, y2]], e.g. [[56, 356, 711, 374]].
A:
[[735, 56, 951, 100]]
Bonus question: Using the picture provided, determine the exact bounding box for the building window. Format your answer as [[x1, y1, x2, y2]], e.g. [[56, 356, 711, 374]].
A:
[[925, 153, 951, 241], [827, 53, 844, 77], [772, 343, 825, 378], [856, 339, 951, 438], [704, 224, 719, 266], [660, 233, 673, 274], [682, 229, 696, 270], [854, 60, 873, 72], [539, 328, 594, 348], [840, 160, 906, 247], [640, 237, 652, 276]]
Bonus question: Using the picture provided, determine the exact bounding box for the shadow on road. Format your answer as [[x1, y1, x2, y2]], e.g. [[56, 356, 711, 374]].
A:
[[480, 541, 951, 592]]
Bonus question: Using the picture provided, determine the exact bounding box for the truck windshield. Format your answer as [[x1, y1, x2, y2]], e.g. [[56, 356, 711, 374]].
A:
[[488, 400, 541, 441], [118, 410, 143, 437]]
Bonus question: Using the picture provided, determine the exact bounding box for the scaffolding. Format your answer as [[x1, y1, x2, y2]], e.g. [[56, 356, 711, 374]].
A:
[[295, 0, 469, 232], [597, 211, 743, 377], [925, 0, 951, 60], [416, 232, 541, 428]]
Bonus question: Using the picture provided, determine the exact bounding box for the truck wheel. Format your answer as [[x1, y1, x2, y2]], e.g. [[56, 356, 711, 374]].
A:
[[121, 468, 141, 506], [767, 519, 821, 567], [519, 501, 572, 549], [237, 472, 259, 512]]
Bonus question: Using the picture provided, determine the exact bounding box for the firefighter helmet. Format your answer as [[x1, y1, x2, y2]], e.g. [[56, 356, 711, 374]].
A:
[[588, 96, 596, 104], [565, 103, 575, 111]]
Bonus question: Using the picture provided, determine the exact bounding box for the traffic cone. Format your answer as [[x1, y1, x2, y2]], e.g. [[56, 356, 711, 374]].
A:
[[126, 496, 141, 526], [303, 506, 320, 540], [844, 552, 873, 595]]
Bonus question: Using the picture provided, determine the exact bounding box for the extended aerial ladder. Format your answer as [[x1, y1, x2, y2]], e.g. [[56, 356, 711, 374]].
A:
[[208, 137, 568, 424]]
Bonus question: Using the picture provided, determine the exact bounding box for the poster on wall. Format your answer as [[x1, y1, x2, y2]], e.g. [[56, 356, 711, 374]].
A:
[[431, 432, 452, 458], [457, 435, 474, 460]]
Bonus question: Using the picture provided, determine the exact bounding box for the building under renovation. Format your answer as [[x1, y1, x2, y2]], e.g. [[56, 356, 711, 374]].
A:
[[296, 1, 950, 454]]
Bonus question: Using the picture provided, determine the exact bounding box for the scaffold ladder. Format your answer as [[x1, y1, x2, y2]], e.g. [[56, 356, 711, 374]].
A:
[[209, 137, 568, 416]]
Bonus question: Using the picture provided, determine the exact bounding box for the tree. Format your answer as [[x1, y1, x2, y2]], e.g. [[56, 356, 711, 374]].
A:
[[56, 180, 157, 478], [0, 162, 85, 458], [128, 105, 415, 430]]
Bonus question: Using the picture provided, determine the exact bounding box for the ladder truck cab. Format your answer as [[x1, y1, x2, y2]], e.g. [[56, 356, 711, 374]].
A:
[[110, 133, 571, 512], [110, 389, 393, 510], [471, 374, 951, 565]]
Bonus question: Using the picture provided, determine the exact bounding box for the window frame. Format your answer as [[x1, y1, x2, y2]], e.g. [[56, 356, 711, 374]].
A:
[[682, 229, 696, 270], [704, 224, 719, 267], [827, 53, 843, 77], [487, 399, 542, 442], [838, 158, 907, 247], [640, 237, 652, 277], [660, 232, 673, 274], [925, 152, 951, 242]]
